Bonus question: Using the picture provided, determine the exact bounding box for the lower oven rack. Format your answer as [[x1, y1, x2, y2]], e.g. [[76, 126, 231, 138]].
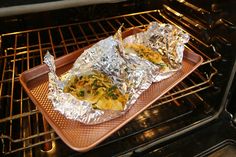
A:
[[0, 9, 221, 156]]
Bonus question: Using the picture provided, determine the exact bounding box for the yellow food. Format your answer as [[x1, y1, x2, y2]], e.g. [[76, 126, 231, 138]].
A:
[[125, 44, 169, 71], [63, 71, 128, 111]]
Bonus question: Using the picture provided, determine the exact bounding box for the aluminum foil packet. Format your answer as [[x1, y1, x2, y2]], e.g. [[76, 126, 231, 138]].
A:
[[44, 35, 152, 124], [44, 21, 189, 125], [123, 22, 190, 82]]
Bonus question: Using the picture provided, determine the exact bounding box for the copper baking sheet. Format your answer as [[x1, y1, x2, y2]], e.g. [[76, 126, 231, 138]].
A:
[[19, 28, 203, 152]]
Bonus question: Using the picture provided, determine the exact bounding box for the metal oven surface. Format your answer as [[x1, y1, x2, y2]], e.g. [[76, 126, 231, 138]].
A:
[[0, 0, 236, 156]]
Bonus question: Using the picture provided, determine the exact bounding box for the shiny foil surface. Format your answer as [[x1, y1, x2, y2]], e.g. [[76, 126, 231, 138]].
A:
[[44, 22, 189, 124], [123, 22, 190, 82]]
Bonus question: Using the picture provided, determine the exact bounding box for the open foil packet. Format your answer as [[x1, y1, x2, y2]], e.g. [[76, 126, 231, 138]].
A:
[[44, 35, 152, 124], [44, 22, 189, 124], [123, 22, 190, 82]]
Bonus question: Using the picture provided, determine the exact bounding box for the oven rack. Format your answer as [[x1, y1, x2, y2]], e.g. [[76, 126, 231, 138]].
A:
[[0, 9, 221, 155]]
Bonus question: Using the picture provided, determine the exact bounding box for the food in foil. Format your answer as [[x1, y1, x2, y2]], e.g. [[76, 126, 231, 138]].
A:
[[124, 44, 170, 72], [44, 21, 189, 124], [63, 70, 129, 111], [123, 22, 190, 82], [44, 32, 152, 124]]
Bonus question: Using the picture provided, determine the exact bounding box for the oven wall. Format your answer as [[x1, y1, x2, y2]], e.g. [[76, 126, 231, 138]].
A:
[[0, 0, 127, 17], [0, 0, 166, 33]]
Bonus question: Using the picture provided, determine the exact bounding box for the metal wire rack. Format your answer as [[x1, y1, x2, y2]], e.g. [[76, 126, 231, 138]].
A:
[[0, 9, 220, 156]]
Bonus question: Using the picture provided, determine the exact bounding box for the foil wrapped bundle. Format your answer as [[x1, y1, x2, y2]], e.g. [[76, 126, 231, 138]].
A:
[[44, 35, 152, 124], [44, 22, 189, 124], [123, 22, 190, 82]]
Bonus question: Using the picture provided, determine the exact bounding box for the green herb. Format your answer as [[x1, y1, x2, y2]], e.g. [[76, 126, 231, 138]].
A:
[[108, 92, 118, 100], [95, 91, 100, 95], [155, 63, 166, 67], [92, 80, 98, 87], [78, 90, 85, 97], [108, 85, 117, 92], [111, 94, 118, 100], [92, 104, 98, 109]]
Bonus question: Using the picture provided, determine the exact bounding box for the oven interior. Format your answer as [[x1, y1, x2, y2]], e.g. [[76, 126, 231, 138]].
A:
[[0, 0, 236, 156]]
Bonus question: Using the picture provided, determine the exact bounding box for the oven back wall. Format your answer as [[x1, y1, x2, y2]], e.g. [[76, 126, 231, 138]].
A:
[[0, 0, 163, 33]]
